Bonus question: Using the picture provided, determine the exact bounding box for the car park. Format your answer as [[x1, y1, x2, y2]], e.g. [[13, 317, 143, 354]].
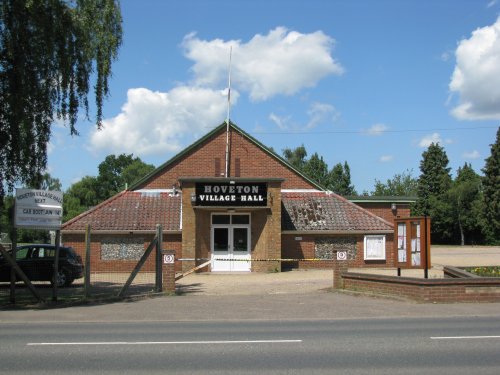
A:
[[0, 244, 83, 287]]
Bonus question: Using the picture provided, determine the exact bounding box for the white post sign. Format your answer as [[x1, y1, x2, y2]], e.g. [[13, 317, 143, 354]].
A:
[[15, 189, 63, 230]]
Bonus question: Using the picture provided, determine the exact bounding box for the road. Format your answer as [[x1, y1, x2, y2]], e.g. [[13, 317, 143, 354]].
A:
[[1, 316, 500, 374]]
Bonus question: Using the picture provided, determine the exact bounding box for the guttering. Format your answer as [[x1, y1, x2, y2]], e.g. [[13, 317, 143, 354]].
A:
[[281, 230, 393, 235], [61, 230, 182, 235]]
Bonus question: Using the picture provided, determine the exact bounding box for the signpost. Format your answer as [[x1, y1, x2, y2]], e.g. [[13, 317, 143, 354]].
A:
[[13, 189, 63, 302], [15, 189, 63, 230]]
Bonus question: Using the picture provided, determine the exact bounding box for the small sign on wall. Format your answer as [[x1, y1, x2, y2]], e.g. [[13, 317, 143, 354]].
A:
[[163, 254, 175, 264], [337, 251, 347, 261]]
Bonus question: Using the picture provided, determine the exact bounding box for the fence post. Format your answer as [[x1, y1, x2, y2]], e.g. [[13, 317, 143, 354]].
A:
[[155, 224, 163, 292], [162, 249, 176, 293], [84, 224, 91, 298], [10, 227, 17, 304], [52, 230, 61, 302]]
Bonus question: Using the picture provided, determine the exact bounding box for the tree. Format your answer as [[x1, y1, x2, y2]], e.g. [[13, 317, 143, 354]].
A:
[[0, 0, 122, 203], [415, 143, 452, 216], [282, 145, 308, 170], [372, 169, 418, 196], [63, 154, 155, 222], [326, 162, 356, 196], [414, 143, 453, 243], [282, 146, 356, 195], [448, 163, 485, 245], [63, 176, 100, 222], [482, 127, 500, 244], [303, 153, 329, 187], [97, 154, 155, 199], [121, 159, 156, 187]]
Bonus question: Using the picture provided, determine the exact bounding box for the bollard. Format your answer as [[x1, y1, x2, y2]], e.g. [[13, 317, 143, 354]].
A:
[[162, 250, 176, 293]]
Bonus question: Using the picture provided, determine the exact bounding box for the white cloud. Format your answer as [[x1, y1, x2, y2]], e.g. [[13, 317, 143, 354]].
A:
[[379, 155, 393, 162], [487, 0, 498, 9], [305, 102, 339, 129], [89, 87, 234, 156], [418, 133, 453, 148], [269, 112, 291, 130], [463, 150, 481, 159], [419, 133, 443, 147], [449, 17, 500, 120], [182, 27, 343, 101], [269, 102, 337, 131], [364, 123, 389, 136]]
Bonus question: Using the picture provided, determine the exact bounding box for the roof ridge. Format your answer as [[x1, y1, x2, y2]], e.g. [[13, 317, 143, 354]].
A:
[[61, 189, 129, 228]]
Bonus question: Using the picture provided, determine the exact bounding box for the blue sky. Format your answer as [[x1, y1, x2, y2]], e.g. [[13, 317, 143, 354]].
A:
[[47, 0, 500, 194]]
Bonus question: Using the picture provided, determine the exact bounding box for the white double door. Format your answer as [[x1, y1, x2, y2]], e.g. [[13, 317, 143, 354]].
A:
[[211, 223, 251, 272]]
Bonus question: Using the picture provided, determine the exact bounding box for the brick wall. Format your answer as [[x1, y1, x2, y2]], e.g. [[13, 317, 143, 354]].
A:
[[137, 127, 316, 190], [281, 233, 395, 270], [354, 202, 411, 223], [62, 233, 182, 273], [343, 272, 500, 303]]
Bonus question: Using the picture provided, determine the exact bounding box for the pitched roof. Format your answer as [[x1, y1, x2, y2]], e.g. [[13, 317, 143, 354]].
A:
[[62, 190, 181, 232], [129, 121, 324, 191], [282, 191, 394, 232]]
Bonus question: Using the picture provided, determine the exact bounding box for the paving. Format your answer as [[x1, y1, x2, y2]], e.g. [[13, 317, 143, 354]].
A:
[[0, 246, 499, 323]]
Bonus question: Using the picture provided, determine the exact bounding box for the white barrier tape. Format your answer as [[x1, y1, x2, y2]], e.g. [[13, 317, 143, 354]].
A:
[[212, 258, 335, 262]]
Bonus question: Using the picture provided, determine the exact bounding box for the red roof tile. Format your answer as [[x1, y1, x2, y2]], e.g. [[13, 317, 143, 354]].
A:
[[282, 191, 393, 232], [62, 191, 181, 232]]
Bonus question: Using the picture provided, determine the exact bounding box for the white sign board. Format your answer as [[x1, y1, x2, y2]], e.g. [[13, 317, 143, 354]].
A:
[[15, 189, 63, 230], [337, 251, 347, 261], [163, 254, 175, 264]]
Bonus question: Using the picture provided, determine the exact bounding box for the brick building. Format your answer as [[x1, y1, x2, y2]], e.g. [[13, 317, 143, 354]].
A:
[[62, 122, 400, 273]]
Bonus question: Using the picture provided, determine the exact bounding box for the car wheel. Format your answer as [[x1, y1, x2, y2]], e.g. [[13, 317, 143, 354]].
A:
[[52, 268, 73, 287]]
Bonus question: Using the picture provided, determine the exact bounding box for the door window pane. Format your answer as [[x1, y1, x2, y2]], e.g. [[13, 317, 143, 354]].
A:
[[212, 215, 230, 224], [231, 215, 249, 225], [233, 228, 248, 252], [213, 228, 229, 252]]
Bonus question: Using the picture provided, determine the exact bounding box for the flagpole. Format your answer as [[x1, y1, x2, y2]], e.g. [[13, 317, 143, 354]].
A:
[[225, 46, 232, 178]]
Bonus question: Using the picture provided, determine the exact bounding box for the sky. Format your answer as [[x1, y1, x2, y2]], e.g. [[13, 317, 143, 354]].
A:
[[47, 0, 500, 194]]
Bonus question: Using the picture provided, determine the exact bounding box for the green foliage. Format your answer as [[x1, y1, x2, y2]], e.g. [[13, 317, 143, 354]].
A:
[[282, 146, 356, 195], [63, 154, 155, 222], [302, 153, 329, 187], [447, 163, 485, 245], [282, 145, 308, 170], [414, 143, 453, 243], [63, 176, 99, 222], [0, 0, 122, 201], [372, 169, 418, 196], [482, 127, 500, 244], [465, 266, 500, 278], [326, 161, 356, 196]]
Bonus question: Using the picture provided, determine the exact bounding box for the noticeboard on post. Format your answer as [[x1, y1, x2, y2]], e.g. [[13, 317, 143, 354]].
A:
[[394, 217, 431, 270], [14, 189, 63, 230]]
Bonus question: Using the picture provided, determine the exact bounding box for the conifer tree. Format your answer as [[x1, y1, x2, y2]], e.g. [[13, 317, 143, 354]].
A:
[[482, 127, 500, 244], [415, 143, 453, 243]]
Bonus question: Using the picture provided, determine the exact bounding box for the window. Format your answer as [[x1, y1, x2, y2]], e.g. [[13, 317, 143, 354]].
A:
[[364, 235, 386, 260]]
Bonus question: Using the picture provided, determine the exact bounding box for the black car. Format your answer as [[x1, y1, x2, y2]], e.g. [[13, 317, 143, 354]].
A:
[[0, 244, 83, 287]]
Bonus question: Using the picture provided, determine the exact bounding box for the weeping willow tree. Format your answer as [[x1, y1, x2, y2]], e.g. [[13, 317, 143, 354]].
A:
[[0, 0, 122, 200]]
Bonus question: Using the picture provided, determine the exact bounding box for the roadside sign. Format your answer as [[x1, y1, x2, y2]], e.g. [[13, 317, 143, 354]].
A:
[[15, 189, 63, 230]]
